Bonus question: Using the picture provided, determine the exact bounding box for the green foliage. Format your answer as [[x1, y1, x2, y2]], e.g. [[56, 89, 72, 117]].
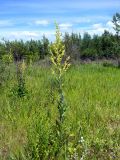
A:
[[0, 60, 6, 86], [112, 13, 120, 67], [0, 37, 50, 64], [0, 52, 13, 87], [11, 60, 27, 98], [2, 53, 13, 64], [0, 64, 120, 159], [64, 32, 81, 60], [16, 61, 27, 98], [49, 23, 72, 158], [0, 13, 120, 160], [50, 22, 70, 123], [81, 48, 97, 59], [102, 60, 115, 68], [113, 12, 120, 36]]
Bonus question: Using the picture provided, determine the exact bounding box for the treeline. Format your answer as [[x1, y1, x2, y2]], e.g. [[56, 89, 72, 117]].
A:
[[64, 30, 119, 60], [0, 13, 120, 62], [0, 30, 119, 62], [0, 36, 49, 63]]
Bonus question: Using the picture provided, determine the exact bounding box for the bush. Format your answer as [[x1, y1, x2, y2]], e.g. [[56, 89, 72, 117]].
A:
[[0, 60, 12, 87], [102, 61, 114, 68], [0, 60, 6, 86], [81, 48, 97, 59]]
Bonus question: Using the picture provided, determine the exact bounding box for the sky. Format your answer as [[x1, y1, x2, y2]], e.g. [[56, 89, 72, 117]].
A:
[[0, 0, 120, 41]]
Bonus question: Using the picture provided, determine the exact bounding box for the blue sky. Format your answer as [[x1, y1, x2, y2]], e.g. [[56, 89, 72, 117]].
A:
[[0, 0, 120, 40]]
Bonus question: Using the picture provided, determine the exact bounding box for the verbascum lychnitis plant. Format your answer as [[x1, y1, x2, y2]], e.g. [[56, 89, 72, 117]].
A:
[[16, 59, 27, 97], [11, 57, 27, 98], [50, 22, 71, 158], [50, 22, 70, 123]]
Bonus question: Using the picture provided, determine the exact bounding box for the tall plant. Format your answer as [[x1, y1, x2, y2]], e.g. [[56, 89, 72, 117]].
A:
[[16, 59, 27, 97], [49, 22, 71, 158], [112, 13, 120, 67], [0, 51, 13, 87], [50, 22, 70, 123]]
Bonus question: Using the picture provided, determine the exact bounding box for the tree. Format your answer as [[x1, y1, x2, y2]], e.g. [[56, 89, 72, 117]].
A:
[[81, 32, 92, 58], [41, 35, 50, 59], [100, 30, 114, 58], [113, 13, 120, 36], [112, 13, 120, 66], [64, 32, 81, 60]]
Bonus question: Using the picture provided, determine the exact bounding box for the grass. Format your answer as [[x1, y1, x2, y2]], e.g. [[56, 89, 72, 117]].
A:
[[0, 63, 120, 159]]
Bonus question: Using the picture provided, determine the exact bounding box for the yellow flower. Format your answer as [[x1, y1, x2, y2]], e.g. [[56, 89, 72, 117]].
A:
[[50, 22, 70, 77]]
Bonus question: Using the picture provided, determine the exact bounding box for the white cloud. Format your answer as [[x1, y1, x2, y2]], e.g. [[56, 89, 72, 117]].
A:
[[0, 31, 40, 41], [92, 23, 103, 29], [59, 23, 73, 30], [0, 30, 55, 41], [10, 31, 39, 38], [75, 21, 116, 37], [34, 20, 49, 26], [106, 21, 114, 28]]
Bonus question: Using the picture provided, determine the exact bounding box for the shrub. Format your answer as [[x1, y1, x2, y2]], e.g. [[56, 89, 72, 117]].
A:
[[0, 53, 13, 87], [0, 60, 6, 86], [81, 48, 97, 59], [11, 60, 27, 98], [102, 60, 115, 68]]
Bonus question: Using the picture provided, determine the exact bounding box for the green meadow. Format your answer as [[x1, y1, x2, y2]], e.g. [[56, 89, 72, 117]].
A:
[[0, 63, 120, 159]]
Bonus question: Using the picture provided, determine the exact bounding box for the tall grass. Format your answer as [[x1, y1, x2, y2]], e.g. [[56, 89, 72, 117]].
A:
[[0, 63, 120, 159]]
